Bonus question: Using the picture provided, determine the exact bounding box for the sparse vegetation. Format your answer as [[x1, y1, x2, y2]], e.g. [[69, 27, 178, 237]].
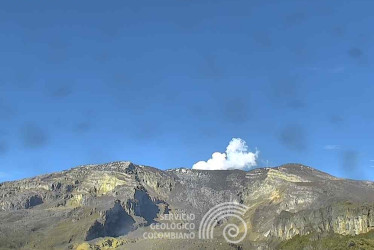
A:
[[279, 231, 374, 250]]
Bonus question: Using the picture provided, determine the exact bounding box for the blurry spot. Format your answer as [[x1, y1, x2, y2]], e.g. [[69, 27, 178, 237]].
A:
[[269, 75, 307, 110], [188, 104, 216, 126], [285, 12, 306, 25], [111, 73, 132, 91], [101, 25, 122, 38], [303, 66, 320, 71], [0, 141, 8, 154], [324, 145, 340, 150], [97, 19, 123, 38], [329, 114, 344, 124], [222, 98, 250, 123], [197, 127, 217, 138], [199, 54, 223, 79], [95, 52, 110, 64], [21, 124, 48, 148], [330, 66, 345, 74], [272, 76, 299, 98], [0, 171, 9, 180], [49, 38, 69, 51], [47, 38, 69, 64], [253, 32, 272, 47], [331, 26, 345, 37], [108, 73, 165, 112], [133, 123, 163, 141], [189, 104, 205, 118], [0, 101, 15, 120], [44, 74, 76, 99], [73, 122, 91, 133], [87, 149, 109, 165], [50, 85, 72, 98], [348, 48, 363, 59], [279, 125, 307, 151], [176, 14, 202, 31], [12, 71, 35, 89], [52, 117, 65, 129], [287, 99, 306, 109], [341, 150, 360, 178], [316, 5, 334, 16], [48, 52, 68, 64]]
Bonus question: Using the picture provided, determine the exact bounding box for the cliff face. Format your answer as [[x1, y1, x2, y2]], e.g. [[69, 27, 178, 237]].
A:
[[270, 203, 374, 240], [0, 162, 374, 249]]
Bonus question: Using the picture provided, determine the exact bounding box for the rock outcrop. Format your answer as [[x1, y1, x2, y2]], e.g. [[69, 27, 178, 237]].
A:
[[270, 203, 374, 239], [0, 162, 373, 249]]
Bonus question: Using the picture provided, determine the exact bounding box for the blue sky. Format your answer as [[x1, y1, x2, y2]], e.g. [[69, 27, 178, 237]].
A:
[[0, 0, 373, 181]]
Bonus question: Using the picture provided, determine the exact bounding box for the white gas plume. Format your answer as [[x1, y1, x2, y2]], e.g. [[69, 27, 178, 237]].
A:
[[192, 138, 259, 170]]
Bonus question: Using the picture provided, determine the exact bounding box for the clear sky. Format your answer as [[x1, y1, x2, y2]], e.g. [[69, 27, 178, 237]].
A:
[[0, 0, 373, 182]]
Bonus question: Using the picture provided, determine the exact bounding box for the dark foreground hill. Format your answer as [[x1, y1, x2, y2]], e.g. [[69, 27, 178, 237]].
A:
[[1, 162, 374, 249]]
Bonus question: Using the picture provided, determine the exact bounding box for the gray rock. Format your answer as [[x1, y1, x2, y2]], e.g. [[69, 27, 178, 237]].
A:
[[0, 162, 374, 249]]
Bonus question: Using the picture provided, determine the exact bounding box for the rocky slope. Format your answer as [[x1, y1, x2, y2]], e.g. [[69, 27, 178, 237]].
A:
[[0, 161, 374, 249]]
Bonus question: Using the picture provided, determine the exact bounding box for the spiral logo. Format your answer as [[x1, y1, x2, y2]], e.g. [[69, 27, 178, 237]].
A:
[[198, 202, 249, 244]]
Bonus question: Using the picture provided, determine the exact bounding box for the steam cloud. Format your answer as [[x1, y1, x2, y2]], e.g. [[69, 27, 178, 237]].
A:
[[192, 138, 259, 170]]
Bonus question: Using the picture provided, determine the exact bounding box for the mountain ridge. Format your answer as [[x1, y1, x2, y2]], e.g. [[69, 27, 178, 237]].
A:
[[1, 161, 374, 249], [0, 161, 361, 185]]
